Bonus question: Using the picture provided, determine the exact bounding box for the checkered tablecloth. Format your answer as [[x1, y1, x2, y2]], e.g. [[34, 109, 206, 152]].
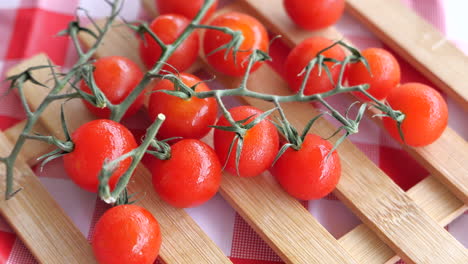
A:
[[0, 0, 466, 263]]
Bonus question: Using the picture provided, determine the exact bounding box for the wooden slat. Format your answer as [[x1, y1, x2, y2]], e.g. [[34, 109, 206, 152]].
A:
[[0, 132, 97, 264], [346, 0, 468, 111], [339, 176, 467, 263], [238, 0, 468, 205], [142, 0, 157, 17], [6, 55, 232, 264], [220, 171, 357, 264]]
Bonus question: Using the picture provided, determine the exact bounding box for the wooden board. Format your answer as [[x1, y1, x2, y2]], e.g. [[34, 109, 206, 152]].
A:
[[6, 55, 232, 264], [339, 176, 466, 264], [2, 1, 464, 263], [346, 0, 468, 111], [238, 0, 468, 205]]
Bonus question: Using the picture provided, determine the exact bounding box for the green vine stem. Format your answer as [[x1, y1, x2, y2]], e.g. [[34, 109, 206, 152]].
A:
[[153, 42, 405, 167], [1, 0, 406, 203], [1, 0, 123, 200], [107, 0, 218, 121], [98, 113, 167, 204]]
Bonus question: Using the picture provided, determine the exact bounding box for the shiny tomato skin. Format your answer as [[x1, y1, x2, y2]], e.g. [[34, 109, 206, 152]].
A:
[[213, 106, 279, 177], [285, 37, 346, 95], [63, 119, 137, 192], [156, 0, 218, 23], [92, 205, 161, 264], [203, 12, 269, 77], [284, 0, 345, 30], [383, 83, 448, 147], [271, 134, 341, 200], [140, 14, 199, 72], [80, 56, 144, 119], [152, 139, 221, 208], [348, 48, 401, 101], [148, 73, 217, 140]]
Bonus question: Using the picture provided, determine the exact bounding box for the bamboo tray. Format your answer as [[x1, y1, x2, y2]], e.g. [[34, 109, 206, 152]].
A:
[[1, 0, 467, 263]]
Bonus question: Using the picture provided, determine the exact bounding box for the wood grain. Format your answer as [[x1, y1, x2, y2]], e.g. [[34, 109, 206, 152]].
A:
[[339, 176, 467, 264], [6, 54, 232, 264], [0, 132, 97, 264], [346, 0, 468, 111], [239, 0, 468, 205], [220, 172, 357, 264]]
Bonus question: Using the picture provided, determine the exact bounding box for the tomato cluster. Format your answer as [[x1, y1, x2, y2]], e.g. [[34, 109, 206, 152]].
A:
[[61, 1, 449, 262]]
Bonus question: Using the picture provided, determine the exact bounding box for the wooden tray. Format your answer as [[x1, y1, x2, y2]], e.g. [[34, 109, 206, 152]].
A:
[[1, 0, 467, 263]]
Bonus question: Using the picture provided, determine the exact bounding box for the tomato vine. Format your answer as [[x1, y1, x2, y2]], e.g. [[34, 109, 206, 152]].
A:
[[1, 0, 405, 204]]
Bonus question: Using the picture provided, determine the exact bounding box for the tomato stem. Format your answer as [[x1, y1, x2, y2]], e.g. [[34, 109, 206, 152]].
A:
[[1, 0, 406, 202], [98, 113, 167, 204], [110, 0, 218, 122], [0, 0, 123, 200]]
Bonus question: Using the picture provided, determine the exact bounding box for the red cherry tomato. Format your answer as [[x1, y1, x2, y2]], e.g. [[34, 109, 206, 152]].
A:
[[271, 134, 341, 200], [284, 0, 345, 30], [285, 37, 346, 95], [92, 205, 161, 264], [348, 48, 401, 101], [80, 56, 144, 118], [214, 106, 279, 177], [155, 0, 218, 23], [63, 119, 137, 192], [148, 73, 218, 140], [140, 14, 199, 72], [383, 83, 448, 147], [203, 12, 269, 77], [152, 139, 221, 208]]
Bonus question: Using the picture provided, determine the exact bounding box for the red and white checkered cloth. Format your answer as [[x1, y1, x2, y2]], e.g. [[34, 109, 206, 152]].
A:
[[0, 0, 466, 263]]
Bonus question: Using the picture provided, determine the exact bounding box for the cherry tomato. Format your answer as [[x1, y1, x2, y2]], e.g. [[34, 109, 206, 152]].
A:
[[284, 0, 345, 30], [80, 56, 144, 118], [203, 12, 269, 77], [271, 134, 341, 200], [148, 73, 217, 140], [214, 106, 279, 177], [383, 83, 448, 147], [284, 37, 346, 95], [152, 139, 221, 208], [348, 48, 401, 101], [63, 119, 137, 192], [140, 14, 199, 72], [92, 205, 161, 264], [155, 0, 218, 23]]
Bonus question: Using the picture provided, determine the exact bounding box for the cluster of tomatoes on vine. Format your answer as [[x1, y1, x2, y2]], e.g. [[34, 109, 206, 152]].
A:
[[57, 0, 449, 263]]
